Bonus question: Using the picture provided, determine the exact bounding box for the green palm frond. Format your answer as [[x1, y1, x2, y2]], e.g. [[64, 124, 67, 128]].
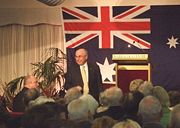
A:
[[6, 76, 25, 95]]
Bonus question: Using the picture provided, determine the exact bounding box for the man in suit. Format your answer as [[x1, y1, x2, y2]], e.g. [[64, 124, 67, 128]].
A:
[[64, 48, 102, 101]]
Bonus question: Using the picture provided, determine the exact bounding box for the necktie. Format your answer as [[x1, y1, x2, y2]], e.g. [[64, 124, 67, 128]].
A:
[[81, 66, 89, 94]]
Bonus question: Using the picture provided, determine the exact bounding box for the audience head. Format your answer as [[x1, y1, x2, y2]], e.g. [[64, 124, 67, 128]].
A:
[[75, 48, 88, 66], [91, 116, 117, 128], [100, 86, 123, 107], [99, 91, 109, 107], [67, 98, 90, 121], [42, 119, 78, 128], [24, 75, 38, 89], [79, 94, 99, 116], [129, 79, 144, 92], [22, 102, 67, 128], [168, 90, 180, 108], [152, 86, 170, 107], [138, 95, 162, 122], [112, 119, 141, 128], [168, 104, 180, 128], [64, 86, 82, 104], [138, 80, 153, 96]]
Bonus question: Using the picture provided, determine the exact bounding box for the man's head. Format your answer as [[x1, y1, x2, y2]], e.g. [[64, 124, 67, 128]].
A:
[[24, 75, 39, 89], [138, 95, 162, 122], [112, 119, 141, 128], [75, 48, 88, 65], [67, 98, 90, 121], [64, 86, 82, 104], [99, 86, 123, 107], [168, 104, 180, 128]]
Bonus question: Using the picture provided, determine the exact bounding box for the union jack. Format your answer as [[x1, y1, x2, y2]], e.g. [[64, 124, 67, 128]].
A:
[[61, 6, 151, 49]]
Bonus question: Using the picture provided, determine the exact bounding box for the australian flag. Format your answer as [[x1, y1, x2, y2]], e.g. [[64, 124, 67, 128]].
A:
[[61, 5, 180, 91]]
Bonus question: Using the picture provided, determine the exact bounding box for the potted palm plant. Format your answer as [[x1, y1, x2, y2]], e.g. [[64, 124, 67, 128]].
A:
[[31, 48, 67, 97]]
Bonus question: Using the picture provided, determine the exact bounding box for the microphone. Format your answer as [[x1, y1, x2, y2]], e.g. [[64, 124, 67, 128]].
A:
[[133, 40, 146, 53], [133, 40, 150, 64]]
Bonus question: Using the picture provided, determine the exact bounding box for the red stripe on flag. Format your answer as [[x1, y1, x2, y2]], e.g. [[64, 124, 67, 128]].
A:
[[62, 7, 89, 19], [101, 6, 110, 48], [123, 33, 151, 48], [67, 34, 97, 48], [115, 5, 146, 19], [64, 21, 150, 31]]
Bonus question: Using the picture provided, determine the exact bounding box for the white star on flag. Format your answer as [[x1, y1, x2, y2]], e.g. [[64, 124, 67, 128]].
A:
[[167, 36, 179, 48], [96, 57, 116, 83]]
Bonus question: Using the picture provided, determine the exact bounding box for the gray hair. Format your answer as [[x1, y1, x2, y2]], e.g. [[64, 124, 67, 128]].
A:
[[79, 94, 99, 115], [138, 81, 153, 96], [152, 86, 170, 107], [64, 86, 82, 104], [67, 98, 89, 121], [112, 119, 141, 128], [100, 86, 123, 107], [138, 95, 162, 122], [169, 104, 180, 128]]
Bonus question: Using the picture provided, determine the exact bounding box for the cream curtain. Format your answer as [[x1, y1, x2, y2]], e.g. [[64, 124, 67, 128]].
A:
[[0, 24, 64, 89]]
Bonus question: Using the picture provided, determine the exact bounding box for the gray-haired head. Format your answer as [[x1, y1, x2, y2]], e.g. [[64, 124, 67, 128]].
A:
[[112, 119, 141, 128], [152, 86, 170, 107], [169, 104, 180, 128], [67, 98, 89, 121], [79, 94, 99, 116], [138, 95, 162, 122], [64, 86, 82, 104], [100, 86, 123, 107], [138, 81, 153, 96]]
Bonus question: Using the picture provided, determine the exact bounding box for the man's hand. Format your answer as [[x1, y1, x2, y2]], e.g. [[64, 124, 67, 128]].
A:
[[75, 86, 82, 91]]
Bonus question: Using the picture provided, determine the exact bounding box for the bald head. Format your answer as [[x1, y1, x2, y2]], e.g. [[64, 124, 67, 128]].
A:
[[24, 75, 38, 89]]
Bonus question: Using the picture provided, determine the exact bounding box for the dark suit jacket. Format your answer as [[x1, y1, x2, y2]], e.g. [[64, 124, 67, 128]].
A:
[[94, 105, 125, 121], [64, 62, 102, 101], [12, 87, 29, 112]]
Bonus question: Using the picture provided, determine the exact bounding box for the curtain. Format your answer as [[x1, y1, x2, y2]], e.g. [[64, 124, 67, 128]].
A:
[[0, 24, 64, 92]]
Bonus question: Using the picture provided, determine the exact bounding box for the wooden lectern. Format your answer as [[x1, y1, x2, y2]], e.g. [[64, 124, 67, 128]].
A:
[[112, 54, 151, 93]]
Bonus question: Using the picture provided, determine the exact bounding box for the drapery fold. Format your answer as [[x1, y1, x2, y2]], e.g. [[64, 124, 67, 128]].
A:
[[0, 24, 64, 90]]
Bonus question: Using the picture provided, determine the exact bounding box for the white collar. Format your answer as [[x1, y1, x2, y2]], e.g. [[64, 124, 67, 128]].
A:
[[80, 62, 88, 68]]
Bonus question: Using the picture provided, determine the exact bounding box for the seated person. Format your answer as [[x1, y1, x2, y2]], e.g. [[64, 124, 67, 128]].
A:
[[112, 119, 141, 128], [91, 116, 117, 128], [12, 75, 39, 112], [122, 91, 144, 125], [95, 86, 125, 121], [138, 81, 153, 96], [0, 95, 22, 128], [79, 94, 99, 117], [129, 79, 144, 92], [64, 86, 82, 105], [152, 86, 170, 128], [22, 102, 67, 128], [168, 104, 180, 128], [138, 95, 164, 128], [168, 90, 180, 110], [68, 98, 92, 128]]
